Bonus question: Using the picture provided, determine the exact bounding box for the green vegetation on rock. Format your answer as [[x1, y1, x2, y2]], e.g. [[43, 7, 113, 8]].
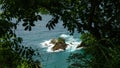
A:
[[57, 37, 65, 43]]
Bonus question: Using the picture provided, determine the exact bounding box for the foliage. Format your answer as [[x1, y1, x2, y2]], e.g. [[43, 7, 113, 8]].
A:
[[1, 0, 119, 37], [0, 31, 41, 68], [0, 0, 63, 31], [68, 33, 120, 68], [45, 0, 120, 37], [0, 4, 41, 68], [67, 53, 91, 68], [0, 0, 120, 68]]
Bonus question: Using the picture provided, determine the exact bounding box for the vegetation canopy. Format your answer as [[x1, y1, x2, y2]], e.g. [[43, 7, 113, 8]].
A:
[[0, 0, 120, 68]]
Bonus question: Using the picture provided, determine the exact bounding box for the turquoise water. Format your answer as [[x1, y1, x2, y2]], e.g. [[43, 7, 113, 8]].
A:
[[16, 15, 81, 68]]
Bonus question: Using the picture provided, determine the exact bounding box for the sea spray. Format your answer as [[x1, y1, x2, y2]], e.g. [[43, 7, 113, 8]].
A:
[[40, 34, 82, 52]]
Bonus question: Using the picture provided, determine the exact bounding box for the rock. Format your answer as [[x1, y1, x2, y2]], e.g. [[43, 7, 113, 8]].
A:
[[50, 37, 67, 51], [52, 42, 67, 51], [50, 37, 65, 44], [77, 42, 83, 48], [50, 39, 58, 44]]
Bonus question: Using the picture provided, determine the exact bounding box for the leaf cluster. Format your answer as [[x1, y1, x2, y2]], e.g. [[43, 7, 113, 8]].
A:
[[68, 32, 120, 68]]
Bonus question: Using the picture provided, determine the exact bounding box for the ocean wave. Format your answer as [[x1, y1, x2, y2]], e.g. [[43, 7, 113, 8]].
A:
[[40, 34, 82, 52]]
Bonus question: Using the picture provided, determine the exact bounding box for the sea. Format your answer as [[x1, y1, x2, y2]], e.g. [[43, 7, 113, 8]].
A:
[[16, 15, 82, 68]]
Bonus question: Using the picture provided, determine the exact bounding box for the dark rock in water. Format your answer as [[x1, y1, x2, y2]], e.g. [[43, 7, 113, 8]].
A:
[[50, 37, 67, 51], [77, 42, 83, 48], [52, 42, 67, 51]]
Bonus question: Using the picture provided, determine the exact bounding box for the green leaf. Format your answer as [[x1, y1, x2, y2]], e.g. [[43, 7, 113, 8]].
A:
[[22, 22, 28, 26], [24, 26, 28, 30], [30, 22, 35, 26], [28, 26, 31, 31]]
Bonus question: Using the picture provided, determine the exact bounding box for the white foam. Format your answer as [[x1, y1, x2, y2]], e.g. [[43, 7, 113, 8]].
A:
[[40, 39, 52, 48], [40, 34, 82, 52], [47, 48, 64, 52], [60, 34, 69, 38], [65, 37, 82, 52]]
